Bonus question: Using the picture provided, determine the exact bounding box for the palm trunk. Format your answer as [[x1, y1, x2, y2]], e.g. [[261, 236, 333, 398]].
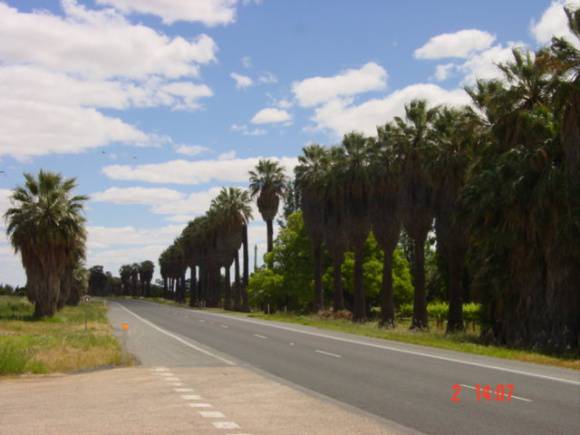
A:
[[411, 238, 428, 329], [313, 240, 323, 311], [446, 257, 464, 333], [332, 254, 344, 311], [241, 225, 250, 312], [266, 218, 273, 253], [352, 245, 366, 322], [233, 252, 241, 311], [379, 248, 396, 328], [224, 265, 232, 310], [189, 266, 197, 307]]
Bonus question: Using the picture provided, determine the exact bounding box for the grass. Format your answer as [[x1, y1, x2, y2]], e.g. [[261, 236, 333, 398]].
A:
[[246, 312, 580, 371], [0, 296, 124, 376]]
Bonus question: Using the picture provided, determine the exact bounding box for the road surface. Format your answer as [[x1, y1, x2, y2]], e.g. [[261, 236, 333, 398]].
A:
[[110, 299, 580, 435]]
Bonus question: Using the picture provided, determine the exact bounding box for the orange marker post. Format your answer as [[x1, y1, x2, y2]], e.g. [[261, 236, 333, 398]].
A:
[[121, 322, 129, 331]]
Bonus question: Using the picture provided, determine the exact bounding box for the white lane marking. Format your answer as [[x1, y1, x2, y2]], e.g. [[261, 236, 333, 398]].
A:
[[213, 421, 240, 429], [460, 384, 532, 403], [253, 334, 267, 339], [160, 372, 175, 377], [199, 411, 225, 418], [165, 377, 180, 382], [152, 367, 169, 372], [220, 324, 229, 328], [181, 394, 202, 400], [315, 349, 342, 359], [174, 388, 194, 393], [115, 303, 235, 366], [189, 403, 212, 408], [185, 310, 580, 386], [171, 382, 183, 386], [289, 342, 295, 346]]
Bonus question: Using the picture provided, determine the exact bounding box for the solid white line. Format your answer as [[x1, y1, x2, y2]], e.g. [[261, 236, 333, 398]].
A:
[[213, 421, 240, 429], [181, 394, 202, 400], [115, 303, 235, 366], [460, 384, 532, 402], [199, 411, 225, 418], [189, 403, 212, 408], [253, 334, 267, 339], [315, 349, 342, 359], [186, 310, 580, 386]]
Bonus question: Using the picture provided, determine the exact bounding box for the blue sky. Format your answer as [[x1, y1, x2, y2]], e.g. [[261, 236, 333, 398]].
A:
[[0, 0, 576, 285]]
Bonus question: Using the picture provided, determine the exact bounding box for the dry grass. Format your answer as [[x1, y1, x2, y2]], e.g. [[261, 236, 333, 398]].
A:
[[0, 296, 124, 376]]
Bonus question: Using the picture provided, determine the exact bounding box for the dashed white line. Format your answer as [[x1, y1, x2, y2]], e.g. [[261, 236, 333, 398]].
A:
[[199, 411, 225, 418], [315, 349, 342, 359], [115, 303, 235, 366], [181, 394, 202, 400], [189, 403, 212, 408], [459, 384, 532, 403], [289, 342, 295, 346], [253, 334, 267, 339], [174, 388, 194, 393], [213, 421, 241, 430]]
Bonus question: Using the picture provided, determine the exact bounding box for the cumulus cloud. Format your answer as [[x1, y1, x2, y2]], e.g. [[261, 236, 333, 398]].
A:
[[230, 72, 254, 89], [530, 0, 580, 47], [0, 2, 216, 80], [414, 29, 496, 59], [292, 62, 388, 107], [175, 145, 210, 156], [251, 108, 292, 124], [96, 0, 241, 26], [310, 84, 470, 137], [0, 1, 215, 159], [102, 156, 297, 185], [459, 42, 526, 85]]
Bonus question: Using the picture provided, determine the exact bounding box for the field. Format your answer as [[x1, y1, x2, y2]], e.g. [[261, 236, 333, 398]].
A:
[[0, 296, 125, 376]]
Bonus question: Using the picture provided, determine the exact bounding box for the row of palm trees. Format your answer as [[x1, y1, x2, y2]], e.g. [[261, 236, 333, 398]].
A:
[[119, 261, 155, 297], [5, 171, 88, 317]]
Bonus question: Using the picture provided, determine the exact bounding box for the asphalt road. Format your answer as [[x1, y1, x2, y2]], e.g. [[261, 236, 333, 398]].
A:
[[111, 299, 580, 435]]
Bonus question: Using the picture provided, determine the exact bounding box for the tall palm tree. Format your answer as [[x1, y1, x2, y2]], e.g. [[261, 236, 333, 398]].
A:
[[120, 264, 133, 296], [249, 159, 287, 253], [139, 260, 155, 297], [430, 107, 479, 332], [370, 124, 402, 327], [5, 171, 87, 318], [130, 263, 140, 297], [341, 132, 372, 322], [58, 229, 87, 309], [295, 144, 329, 311], [394, 99, 438, 330]]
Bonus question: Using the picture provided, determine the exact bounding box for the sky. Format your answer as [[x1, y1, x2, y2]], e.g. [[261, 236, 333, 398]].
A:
[[0, 0, 578, 285]]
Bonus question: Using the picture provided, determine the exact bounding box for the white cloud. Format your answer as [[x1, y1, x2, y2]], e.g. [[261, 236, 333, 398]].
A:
[[251, 108, 292, 124], [0, 2, 216, 80], [292, 62, 388, 107], [102, 156, 297, 185], [274, 99, 293, 109], [310, 83, 470, 137], [258, 71, 278, 84], [87, 224, 182, 249], [230, 72, 254, 89], [92, 187, 184, 206], [530, 0, 580, 47], [414, 29, 496, 59], [175, 145, 209, 156], [218, 150, 237, 160], [434, 63, 457, 81], [158, 82, 213, 110], [96, 0, 239, 26], [459, 42, 526, 85], [231, 124, 267, 136]]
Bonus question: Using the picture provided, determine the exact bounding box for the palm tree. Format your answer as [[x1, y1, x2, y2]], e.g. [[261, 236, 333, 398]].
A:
[[341, 132, 372, 322], [249, 159, 287, 253], [66, 264, 88, 306], [139, 260, 155, 297], [4, 171, 87, 318], [430, 107, 479, 332], [58, 229, 87, 309], [370, 124, 402, 327], [130, 263, 140, 297], [119, 264, 132, 296], [394, 99, 438, 330], [295, 144, 329, 311]]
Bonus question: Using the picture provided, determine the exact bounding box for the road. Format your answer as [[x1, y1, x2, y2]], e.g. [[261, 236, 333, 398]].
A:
[[111, 299, 580, 435]]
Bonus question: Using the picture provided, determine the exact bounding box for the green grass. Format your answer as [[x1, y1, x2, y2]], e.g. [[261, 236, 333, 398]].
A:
[[0, 296, 124, 376], [246, 312, 580, 371]]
